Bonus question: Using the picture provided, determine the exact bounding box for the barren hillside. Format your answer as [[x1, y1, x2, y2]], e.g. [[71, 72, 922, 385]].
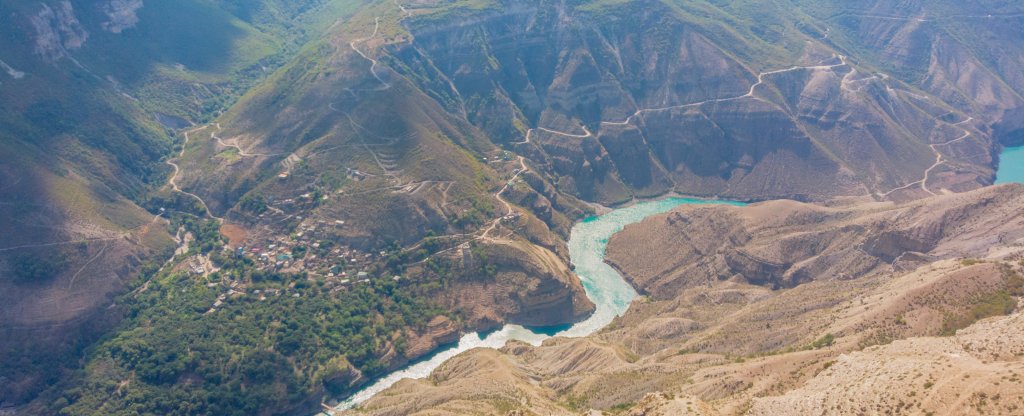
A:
[[347, 184, 1024, 415]]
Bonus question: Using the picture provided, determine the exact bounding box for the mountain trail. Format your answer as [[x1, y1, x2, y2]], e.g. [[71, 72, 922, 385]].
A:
[[881, 117, 976, 198], [349, 17, 391, 91], [211, 123, 282, 157], [511, 128, 535, 145], [536, 125, 593, 139], [480, 156, 529, 240], [166, 125, 223, 223], [67, 241, 110, 289], [601, 56, 849, 127]]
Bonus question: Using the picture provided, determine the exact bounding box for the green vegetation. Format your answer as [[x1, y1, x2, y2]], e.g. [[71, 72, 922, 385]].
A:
[[238, 192, 269, 214], [607, 401, 637, 413], [811, 333, 836, 349], [942, 291, 1017, 335], [9, 251, 69, 284], [144, 191, 210, 218], [73, 0, 365, 124], [562, 394, 590, 412], [940, 264, 1022, 335], [962, 258, 987, 266], [50, 221, 450, 415]]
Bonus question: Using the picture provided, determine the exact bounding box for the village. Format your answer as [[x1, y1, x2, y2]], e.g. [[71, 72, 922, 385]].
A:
[[178, 210, 407, 314], [177, 146, 530, 315]]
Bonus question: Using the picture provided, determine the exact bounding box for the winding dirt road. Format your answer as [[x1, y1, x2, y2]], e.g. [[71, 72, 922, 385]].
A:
[[350, 17, 391, 91], [210, 123, 281, 158], [167, 125, 223, 223], [602, 56, 849, 127], [481, 156, 529, 239], [880, 117, 976, 198]]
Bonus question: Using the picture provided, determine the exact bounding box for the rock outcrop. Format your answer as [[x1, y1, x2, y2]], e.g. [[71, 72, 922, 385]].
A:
[[441, 240, 595, 329], [30, 1, 88, 60], [100, 0, 143, 34]]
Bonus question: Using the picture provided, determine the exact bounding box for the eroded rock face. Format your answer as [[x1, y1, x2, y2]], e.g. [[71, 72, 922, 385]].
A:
[[100, 0, 143, 34], [30, 1, 88, 60], [444, 240, 595, 329], [404, 316, 461, 359]]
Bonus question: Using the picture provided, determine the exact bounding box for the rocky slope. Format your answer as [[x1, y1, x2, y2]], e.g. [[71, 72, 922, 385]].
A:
[[346, 184, 1024, 415], [606, 183, 1024, 294], [379, 0, 1024, 203], [748, 310, 1024, 415]]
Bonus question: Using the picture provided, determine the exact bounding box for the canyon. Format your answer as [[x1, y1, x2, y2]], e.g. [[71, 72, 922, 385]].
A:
[[347, 184, 1024, 415], [2, 0, 1024, 414]]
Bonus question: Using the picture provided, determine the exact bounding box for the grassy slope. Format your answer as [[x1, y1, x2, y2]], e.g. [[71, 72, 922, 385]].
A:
[[0, 0, 363, 407], [39, 2, 586, 414]]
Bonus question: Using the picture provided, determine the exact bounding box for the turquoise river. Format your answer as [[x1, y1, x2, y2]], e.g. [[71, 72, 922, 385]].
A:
[[322, 144, 1024, 413], [324, 197, 745, 413], [997, 146, 1024, 184]]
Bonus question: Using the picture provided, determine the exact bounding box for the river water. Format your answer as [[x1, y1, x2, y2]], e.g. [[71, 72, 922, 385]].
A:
[[324, 197, 745, 413], [997, 146, 1024, 184], [323, 144, 1023, 413]]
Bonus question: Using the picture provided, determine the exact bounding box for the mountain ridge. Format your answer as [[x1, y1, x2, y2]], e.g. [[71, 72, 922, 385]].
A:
[[3, 0, 1024, 413]]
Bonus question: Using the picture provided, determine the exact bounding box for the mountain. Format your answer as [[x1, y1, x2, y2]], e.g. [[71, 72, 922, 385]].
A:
[[349, 184, 1024, 415], [0, 0, 360, 406], [380, 0, 1018, 202], [3, 0, 1024, 414]]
